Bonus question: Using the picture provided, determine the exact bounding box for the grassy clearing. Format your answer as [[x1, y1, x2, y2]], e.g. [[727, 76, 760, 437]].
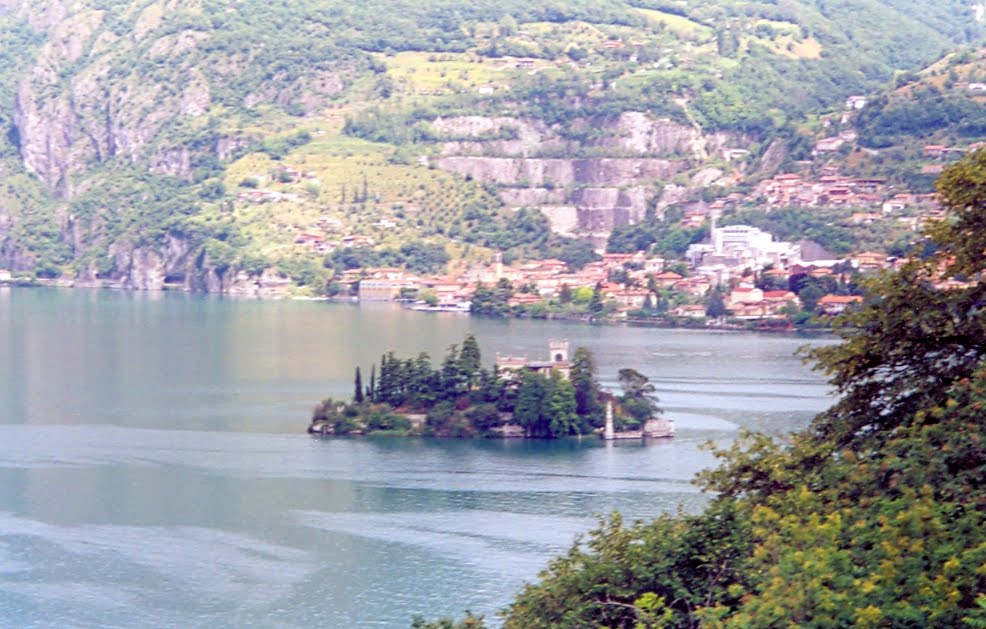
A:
[[788, 37, 822, 59], [635, 8, 713, 39], [380, 51, 507, 93]]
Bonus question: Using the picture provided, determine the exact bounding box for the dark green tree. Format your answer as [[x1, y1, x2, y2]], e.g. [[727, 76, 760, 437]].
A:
[[545, 370, 578, 437], [353, 366, 364, 404], [440, 344, 463, 400], [558, 283, 573, 304], [617, 368, 660, 427], [570, 347, 603, 429], [589, 282, 605, 314], [706, 287, 728, 318], [514, 371, 549, 437], [458, 334, 482, 389]]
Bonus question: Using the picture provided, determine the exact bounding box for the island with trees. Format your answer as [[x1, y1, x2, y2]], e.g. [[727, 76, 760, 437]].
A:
[[308, 336, 673, 440]]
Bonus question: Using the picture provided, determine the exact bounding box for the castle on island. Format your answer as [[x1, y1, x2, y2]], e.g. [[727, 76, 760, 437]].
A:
[[494, 339, 571, 380]]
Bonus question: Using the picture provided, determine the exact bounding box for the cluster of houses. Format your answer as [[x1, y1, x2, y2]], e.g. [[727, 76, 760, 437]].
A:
[[920, 142, 986, 176], [340, 222, 900, 321], [749, 172, 910, 210], [691, 167, 952, 231], [348, 251, 673, 312]]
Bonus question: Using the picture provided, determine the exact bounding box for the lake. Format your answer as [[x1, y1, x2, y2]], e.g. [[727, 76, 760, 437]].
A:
[[0, 288, 834, 627]]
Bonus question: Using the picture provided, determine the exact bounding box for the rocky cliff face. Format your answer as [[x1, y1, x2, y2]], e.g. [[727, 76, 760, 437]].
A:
[[68, 234, 288, 296], [430, 113, 743, 241], [12, 7, 216, 193], [1, 0, 354, 291], [11, 0, 356, 197]]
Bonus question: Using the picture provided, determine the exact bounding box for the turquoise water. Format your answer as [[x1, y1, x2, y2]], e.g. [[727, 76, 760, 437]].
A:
[[0, 288, 834, 627]]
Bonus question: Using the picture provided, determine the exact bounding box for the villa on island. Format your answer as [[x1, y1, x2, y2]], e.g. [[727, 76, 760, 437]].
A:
[[495, 339, 572, 380]]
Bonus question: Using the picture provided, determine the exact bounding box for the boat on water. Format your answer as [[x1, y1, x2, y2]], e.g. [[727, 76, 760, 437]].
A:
[[408, 301, 471, 313]]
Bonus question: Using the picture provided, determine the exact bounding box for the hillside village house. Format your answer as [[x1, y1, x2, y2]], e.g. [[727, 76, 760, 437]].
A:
[[853, 251, 890, 272], [728, 285, 800, 319], [817, 294, 863, 315], [670, 304, 707, 318], [845, 95, 868, 110]]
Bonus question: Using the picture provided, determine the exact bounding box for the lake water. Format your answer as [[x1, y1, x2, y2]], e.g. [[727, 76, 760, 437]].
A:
[[0, 288, 834, 627]]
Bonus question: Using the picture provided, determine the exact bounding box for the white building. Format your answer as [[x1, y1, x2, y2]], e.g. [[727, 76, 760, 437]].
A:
[[687, 225, 799, 271]]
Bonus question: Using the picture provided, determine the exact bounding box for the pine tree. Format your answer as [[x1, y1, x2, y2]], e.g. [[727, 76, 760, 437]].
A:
[[459, 334, 482, 389]]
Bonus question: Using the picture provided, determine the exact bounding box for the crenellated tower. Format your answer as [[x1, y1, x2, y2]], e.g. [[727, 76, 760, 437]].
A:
[[549, 339, 569, 364]]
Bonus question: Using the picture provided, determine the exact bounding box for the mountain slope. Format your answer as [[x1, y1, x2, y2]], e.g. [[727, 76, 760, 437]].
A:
[[0, 0, 980, 291]]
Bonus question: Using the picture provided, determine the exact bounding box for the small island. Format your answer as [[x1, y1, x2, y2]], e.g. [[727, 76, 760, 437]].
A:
[[308, 336, 673, 440]]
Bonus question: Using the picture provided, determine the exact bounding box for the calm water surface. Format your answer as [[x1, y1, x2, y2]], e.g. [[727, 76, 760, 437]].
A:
[[0, 288, 834, 627]]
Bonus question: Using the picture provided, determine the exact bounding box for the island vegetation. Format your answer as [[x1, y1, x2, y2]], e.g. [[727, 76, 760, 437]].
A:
[[309, 336, 666, 439], [411, 151, 986, 628]]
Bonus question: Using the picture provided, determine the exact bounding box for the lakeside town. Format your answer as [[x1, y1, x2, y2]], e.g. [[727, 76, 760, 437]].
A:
[[324, 216, 927, 324]]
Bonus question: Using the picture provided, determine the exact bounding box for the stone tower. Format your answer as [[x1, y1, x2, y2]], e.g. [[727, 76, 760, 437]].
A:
[[603, 401, 615, 440], [549, 339, 569, 363]]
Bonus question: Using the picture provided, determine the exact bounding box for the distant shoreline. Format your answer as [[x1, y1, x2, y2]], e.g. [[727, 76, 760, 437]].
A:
[[2, 282, 834, 336]]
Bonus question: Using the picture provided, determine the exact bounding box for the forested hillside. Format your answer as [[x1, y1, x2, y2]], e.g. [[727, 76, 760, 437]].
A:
[[0, 0, 980, 291]]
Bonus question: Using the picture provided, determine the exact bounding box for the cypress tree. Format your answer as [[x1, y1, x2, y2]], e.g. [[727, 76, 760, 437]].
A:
[[706, 287, 728, 318], [589, 282, 605, 314], [570, 347, 602, 428], [354, 367, 364, 404], [378, 353, 390, 405]]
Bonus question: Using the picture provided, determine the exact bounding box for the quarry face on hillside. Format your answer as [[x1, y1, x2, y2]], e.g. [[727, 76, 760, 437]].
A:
[[431, 113, 741, 242]]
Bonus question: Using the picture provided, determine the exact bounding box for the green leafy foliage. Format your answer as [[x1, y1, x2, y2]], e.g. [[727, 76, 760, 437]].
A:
[[325, 241, 450, 275], [607, 207, 707, 257], [858, 90, 986, 148]]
